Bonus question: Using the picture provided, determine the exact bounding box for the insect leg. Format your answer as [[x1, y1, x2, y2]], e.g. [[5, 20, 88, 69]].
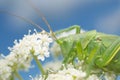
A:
[[96, 38, 120, 68], [81, 30, 96, 49]]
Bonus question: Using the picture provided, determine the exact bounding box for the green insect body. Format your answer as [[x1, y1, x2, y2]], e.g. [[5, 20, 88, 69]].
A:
[[1, 6, 120, 78], [55, 25, 120, 75]]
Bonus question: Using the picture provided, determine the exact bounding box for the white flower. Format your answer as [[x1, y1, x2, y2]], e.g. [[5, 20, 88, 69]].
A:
[[0, 59, 12, 80], [32, 64, 86, 80], [50, 42, 61, 57], [43, 60, 62, 71], [5, 51, 32, 71], [104, 73, 116, 80], [31, 62, 116, 80], [0, 29, 53, 79], [55, 65, 86, 80], [30, 75, 44, 80], [46, 74, 71, 80], [8, 30, 53, 61], [86, 74, 99, 80]]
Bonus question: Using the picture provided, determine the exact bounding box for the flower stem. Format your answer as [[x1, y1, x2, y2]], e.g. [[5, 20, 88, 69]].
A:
[[31, 50, 45, 75], [14, 71, 23, 80], [10, 74, 14, 80]]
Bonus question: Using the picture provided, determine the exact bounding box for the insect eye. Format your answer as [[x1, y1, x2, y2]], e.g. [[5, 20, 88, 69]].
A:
[[96, 37, 102, 42], [37, 38, 41, 40]]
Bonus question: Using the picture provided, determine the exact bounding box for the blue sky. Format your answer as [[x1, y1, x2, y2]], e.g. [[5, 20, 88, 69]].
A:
[[0, 0, 120, 80]]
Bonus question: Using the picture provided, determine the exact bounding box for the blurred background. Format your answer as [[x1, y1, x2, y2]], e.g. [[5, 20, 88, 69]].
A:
[[0, 0, 120, 80]]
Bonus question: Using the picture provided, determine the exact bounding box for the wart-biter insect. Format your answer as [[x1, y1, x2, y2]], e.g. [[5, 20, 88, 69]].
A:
[[55, 25, 120, 75], [0, 0, 120, 79]]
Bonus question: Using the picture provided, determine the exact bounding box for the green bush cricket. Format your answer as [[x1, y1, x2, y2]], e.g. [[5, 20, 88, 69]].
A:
[[54, 25, 120, 75], [0, 0, 120, 78]]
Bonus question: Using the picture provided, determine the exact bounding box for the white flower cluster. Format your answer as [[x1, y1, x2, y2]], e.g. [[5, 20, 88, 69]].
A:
[[32, 62, 116, 80], [0, 29, 53, 80], [0, 58, 12, 80], [46, 66, 86, 80], [43, 60, 62, 71], [30, 75, 44, 80], [31, 65, 86, 80], [5, 52, 32, 71], [8, 30, 53, 61]]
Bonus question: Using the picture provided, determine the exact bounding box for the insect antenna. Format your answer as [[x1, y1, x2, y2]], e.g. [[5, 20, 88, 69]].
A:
[[26, 0, 58, 40], [0, 10, 44, 31]]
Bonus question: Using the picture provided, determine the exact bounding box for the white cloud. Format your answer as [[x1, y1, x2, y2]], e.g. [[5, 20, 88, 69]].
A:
[[0, 0, 105, 16], [0, 0, 105, 30], [95, 6, 120, 34], [32, 0, 105, 15]]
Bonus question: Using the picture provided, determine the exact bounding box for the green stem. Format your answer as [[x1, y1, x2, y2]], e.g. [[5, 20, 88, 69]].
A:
[[31, 50, 45, 75], [14, 71, 23, 80], [10, 74, 14, 80]]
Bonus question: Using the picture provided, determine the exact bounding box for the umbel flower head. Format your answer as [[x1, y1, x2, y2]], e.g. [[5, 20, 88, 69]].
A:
[[0, 29, 53, 80], [31, 61, 116, 80], [31, 64, 86, 80], [0, 58, 12, 80], [8, 29, 53, 61]]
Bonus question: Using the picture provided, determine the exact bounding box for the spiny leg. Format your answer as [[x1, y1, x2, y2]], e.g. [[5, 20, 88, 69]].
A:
[[96, 38, 120, 68]]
